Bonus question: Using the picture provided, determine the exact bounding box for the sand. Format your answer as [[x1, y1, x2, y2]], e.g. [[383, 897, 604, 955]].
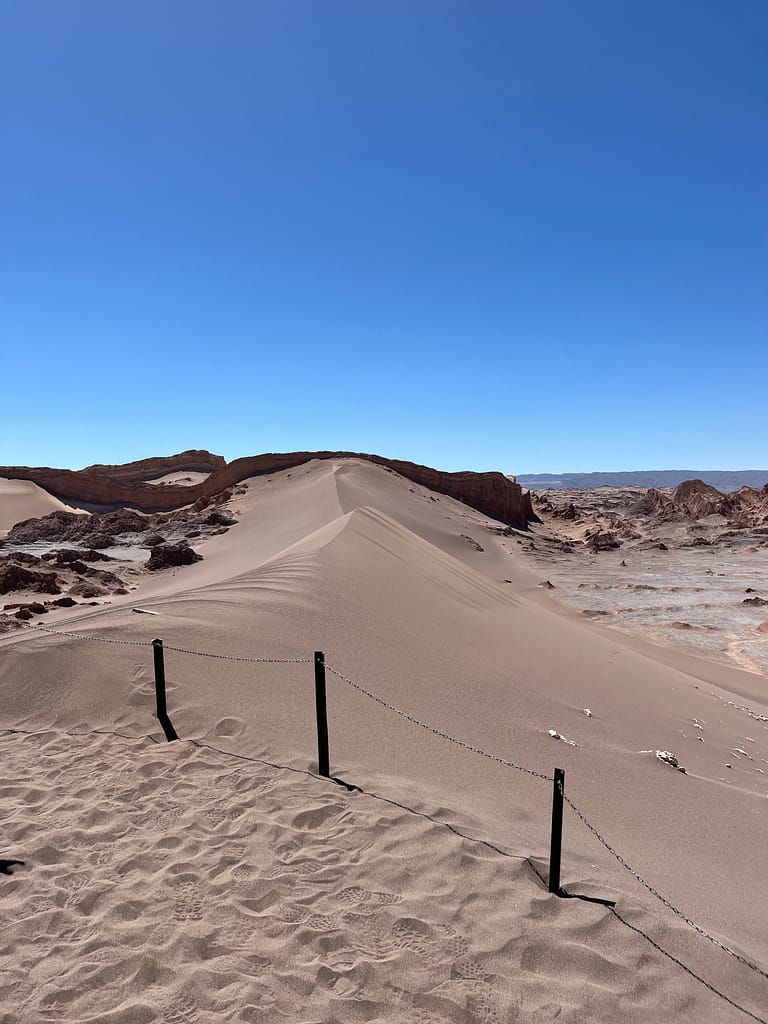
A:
[[1, 458, 767, 1022], [0, 478, 87, 535]]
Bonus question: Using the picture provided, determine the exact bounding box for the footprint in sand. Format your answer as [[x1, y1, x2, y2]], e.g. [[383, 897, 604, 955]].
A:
[[144, 803, 182, 833], [336, 885, 401, 914], [465, 988, 506, 1024], [203, 802, 243, 827], [290, 802, 348, 831], [277, 904, 338, 932], [60, 873, 93, 909], [391, 918, 470, 966], [212, 717, 246, 739], [162, 994, 200, 1024], [173, 880, 205, 921]]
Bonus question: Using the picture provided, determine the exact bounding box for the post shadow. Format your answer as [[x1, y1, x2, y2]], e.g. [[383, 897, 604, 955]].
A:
[[0, 859, 25, 876]]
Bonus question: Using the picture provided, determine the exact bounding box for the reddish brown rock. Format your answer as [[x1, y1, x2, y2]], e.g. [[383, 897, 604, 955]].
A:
[[584, 530, 621, 552], [0, 451, 533, 529], [81, 449, 225, 483]]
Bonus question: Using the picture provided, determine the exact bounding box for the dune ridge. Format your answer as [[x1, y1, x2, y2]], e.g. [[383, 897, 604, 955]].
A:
[[0, 450, 533, 527]]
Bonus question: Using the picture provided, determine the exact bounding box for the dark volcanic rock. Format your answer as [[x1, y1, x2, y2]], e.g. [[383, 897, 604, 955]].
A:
[[743, 596, 768, 607], [80, 532, 117, 550], [68, 580, 108, 598], [0, 563, 61, 595], [146, 542, 203, 572], [99, 509, 149, 534], [5, 551, 44, 566], [7, 511, 84, 544], [203, 510, 237, 527], [45, 548, 114, 564], [64, 561, 93, 576]]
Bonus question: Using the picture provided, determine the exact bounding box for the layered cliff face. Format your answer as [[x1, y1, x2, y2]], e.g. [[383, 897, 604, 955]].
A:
[[0, 451, 532, 529], [81, 450, 226, 483]]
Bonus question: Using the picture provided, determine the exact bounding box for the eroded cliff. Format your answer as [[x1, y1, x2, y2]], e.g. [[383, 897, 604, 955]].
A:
[[0, 451, 532, 529]]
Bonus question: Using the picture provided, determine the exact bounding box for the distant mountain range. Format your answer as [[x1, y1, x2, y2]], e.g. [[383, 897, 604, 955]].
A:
[[515, 470, 768, 491]]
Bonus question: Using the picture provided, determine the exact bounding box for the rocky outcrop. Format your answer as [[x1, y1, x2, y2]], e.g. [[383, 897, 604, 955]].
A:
[[6, 508, 149, 548], [670, 479, 731, 519], [0, 452, 533, 529], [632, 488, 672, 517], [0, 562, 61, 595], [146, 542, 203, 572], [632, 480, 768, 527], [584, 530, 621, 552]]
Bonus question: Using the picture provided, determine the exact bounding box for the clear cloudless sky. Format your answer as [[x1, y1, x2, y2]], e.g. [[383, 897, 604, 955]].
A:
[[1, 1, 766, 473]]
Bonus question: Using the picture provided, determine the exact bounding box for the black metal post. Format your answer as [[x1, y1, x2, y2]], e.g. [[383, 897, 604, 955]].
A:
[[314, 651, 330, 777], [549, 767, 565, 896], [152, 638, 178, 741], [152, 638, 167, 719]]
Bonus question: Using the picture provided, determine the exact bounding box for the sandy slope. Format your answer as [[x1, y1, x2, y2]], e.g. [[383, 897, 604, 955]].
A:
[[0, 478, 86, 535], [1, 459, 767, 1022]]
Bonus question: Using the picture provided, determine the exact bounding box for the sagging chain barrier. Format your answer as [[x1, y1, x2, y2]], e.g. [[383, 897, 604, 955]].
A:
[[12, 619, 768, 992]]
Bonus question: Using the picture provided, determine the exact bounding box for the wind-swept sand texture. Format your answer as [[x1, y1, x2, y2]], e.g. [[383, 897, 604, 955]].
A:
[[2, 459, 767, 1022], [0, 478, 86, 535]]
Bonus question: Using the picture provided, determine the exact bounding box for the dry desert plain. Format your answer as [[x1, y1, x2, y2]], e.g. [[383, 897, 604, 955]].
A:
[[0, 454, 767, 1024]]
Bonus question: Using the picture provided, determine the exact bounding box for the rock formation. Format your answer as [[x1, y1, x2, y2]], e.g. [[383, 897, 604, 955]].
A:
[[632, 479, 768, 526], [0, 451, 533, 529], [81, 450, 226, 483]]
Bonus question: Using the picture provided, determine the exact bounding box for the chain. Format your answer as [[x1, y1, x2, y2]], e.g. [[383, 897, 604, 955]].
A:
[[162, 645, 311, 664], [322, 660, 551, 781], [12, 623, 768, 982], [16, 622, 310, 663], [562, 793, 768, 981], [18, 621, 150, 646]]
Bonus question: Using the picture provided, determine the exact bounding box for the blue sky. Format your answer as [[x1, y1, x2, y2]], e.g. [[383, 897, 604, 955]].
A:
[[2, 1, 766, 473]]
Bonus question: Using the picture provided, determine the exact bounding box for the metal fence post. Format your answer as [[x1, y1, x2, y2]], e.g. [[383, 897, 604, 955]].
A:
[[549, 767, 565, 896], [152, 638, 167, 719], [152, 638, 178, 741], [314, 651, 330, 777]]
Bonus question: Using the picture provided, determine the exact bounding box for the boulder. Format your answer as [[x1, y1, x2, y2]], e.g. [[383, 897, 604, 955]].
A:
[[145, 542, 203, 572]]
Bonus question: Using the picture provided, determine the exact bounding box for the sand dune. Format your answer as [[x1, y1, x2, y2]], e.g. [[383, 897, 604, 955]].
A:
[[0, 478, 86, 535], [1, 458, 767, 1022]]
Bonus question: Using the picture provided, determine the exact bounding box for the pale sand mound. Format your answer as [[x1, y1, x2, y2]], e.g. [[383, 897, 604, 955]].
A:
[[0, 478, 87, 534], [1, 728, 761, 1024], [1, 459, 767, 1021], [145, 471, 211, 486]]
